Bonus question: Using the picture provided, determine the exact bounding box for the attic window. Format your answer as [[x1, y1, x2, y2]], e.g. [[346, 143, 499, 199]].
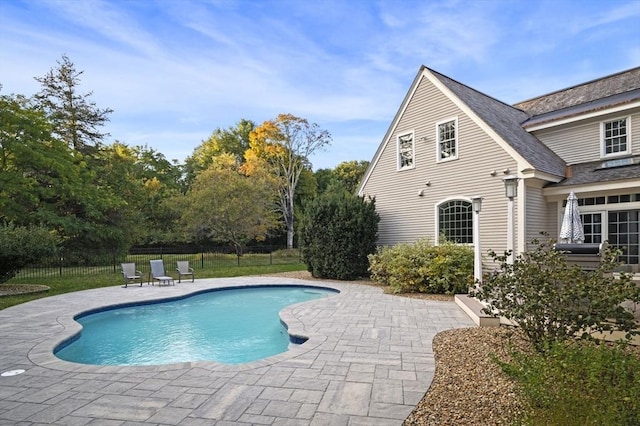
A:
[[437, 118, 458, 162], [397, 132, 415, 170], [601, 117, 630, 157]]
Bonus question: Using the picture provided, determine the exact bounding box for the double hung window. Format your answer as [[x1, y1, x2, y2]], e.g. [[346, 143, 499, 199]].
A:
[[602, 118, 630, 157], [437, 118, 458, 161], [397, 132, 415, 170]]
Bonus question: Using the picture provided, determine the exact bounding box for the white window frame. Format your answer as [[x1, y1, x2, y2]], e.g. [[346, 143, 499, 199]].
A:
[[436, 117, 458, 162], [397, 131, 415, 171], [435, 197, 473, 245], [600, 116, 631, 158]]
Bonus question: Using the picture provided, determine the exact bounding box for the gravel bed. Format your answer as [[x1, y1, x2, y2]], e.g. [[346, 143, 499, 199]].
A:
[[404, 326, 528, 425]]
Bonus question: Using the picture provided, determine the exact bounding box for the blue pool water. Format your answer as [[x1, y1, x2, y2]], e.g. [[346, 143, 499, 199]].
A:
[[55, 286, 335, 365]]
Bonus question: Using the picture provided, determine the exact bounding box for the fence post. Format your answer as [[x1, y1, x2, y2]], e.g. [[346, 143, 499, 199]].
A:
[[270, 250, 273, 265], [201, 250, 204, 268]]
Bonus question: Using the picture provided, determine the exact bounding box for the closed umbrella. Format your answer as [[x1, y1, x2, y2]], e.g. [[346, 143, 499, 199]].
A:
[[559, 191, 585, 243]]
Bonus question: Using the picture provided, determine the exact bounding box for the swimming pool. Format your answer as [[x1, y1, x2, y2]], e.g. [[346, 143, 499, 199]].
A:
[[54, 285, 336, 365]]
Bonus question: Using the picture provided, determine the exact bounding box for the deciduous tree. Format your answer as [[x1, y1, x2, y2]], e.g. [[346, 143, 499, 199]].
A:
[[244, 114, 331, 249], [179, 162, 280, 254], [184, 119, 254, 185], [334, 160, 369, 194]]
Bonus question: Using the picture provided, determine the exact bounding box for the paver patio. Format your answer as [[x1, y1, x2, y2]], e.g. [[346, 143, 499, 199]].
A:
[[0, 276, 474, 425]]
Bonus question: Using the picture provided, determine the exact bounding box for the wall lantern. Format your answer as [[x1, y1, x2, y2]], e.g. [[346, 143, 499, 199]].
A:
[[471, 195, 483, 213], [503, 175, 519, 199]]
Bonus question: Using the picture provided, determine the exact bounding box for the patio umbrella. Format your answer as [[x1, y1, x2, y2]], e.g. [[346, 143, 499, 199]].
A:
[[559, 191, 585, 243]]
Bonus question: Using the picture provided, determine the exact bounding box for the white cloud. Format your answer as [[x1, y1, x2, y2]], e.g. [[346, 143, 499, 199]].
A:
[[1, 0, 638, 168], [39, 0, 164, 58]]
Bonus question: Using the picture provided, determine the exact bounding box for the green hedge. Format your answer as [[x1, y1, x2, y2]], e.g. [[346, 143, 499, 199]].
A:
[[301, 192, 379, 280], [0, 223, 58, 283], [368, 239, 473, 294]]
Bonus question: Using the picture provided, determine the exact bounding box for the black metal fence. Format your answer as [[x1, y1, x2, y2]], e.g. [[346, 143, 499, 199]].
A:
[[14, 246, 302, 280]]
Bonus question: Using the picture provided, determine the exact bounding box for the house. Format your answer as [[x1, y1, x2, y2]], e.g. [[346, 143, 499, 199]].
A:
[[358, 66, 640, 272]]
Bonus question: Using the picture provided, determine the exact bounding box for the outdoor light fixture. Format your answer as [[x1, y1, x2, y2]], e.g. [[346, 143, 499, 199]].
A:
[[503, 175, 519, 199], [470, 196, 483, 284], [503, 175, 519, 264], [471, 195, 483, 213]]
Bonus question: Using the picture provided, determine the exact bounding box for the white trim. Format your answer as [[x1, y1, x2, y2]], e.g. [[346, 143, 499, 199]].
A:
[[519, 168, 564, 183], [435, 117, 458, 163], [600, 116, 632, 158], [543, 178, 640, 197], [396, 130, 416, 171], [517, 179, 525, 256], [524, 101, 640, 132]]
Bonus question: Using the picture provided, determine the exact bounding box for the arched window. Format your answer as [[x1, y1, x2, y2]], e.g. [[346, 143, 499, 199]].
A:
[[438, 200, 473, 243]]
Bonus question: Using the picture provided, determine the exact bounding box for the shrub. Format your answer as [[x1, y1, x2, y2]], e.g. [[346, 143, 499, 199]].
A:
[[498, 340, 640, 425], [368, 239, 473, 294], [474, 237, 640, 351], [0, 223, 59, 283], [300, 192, 379, 280]]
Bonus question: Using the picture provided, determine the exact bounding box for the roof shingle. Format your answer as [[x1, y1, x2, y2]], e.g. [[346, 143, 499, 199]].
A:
[[514, 67, 640, 116], [428, 68, 567, 177]]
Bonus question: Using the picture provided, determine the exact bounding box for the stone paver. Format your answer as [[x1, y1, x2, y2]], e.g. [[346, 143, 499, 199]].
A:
[[0, 276, 474, 425]]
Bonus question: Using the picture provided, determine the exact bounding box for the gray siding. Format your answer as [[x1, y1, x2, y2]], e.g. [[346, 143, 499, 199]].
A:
[[547, 201, 559, 239], [532, 110, 640, 163], [361, 74, 517, 257], [524, 184, 551, 249]]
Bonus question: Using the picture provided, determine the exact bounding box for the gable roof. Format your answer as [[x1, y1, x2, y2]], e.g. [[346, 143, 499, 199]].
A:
[[359, 65, 639, 195], [428, 68, 566, 177]]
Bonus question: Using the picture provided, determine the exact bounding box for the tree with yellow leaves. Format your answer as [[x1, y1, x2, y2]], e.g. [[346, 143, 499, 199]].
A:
[[243, 114, 331, 249]]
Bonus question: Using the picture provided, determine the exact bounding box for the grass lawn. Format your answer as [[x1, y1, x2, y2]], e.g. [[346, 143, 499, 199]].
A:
[[0, 262, 307, 310]]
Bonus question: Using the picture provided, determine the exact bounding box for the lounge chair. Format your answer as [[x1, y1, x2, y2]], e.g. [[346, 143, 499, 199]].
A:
[[176, 261, 195, 283], [121, 263, 143, 287], [149, 259, 175, 286]]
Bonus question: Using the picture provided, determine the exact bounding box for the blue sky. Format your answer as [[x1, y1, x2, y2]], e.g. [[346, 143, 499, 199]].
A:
[[1, 0, 639, 170]]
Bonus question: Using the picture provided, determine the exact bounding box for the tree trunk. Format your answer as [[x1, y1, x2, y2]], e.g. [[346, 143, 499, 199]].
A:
[[286, 222, 294, 249], [284, 193, 295, 249]]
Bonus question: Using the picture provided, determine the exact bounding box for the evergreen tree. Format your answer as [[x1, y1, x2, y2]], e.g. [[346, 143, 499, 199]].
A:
[[301, 191, 379, 280], [34, 54, 113, 155]]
